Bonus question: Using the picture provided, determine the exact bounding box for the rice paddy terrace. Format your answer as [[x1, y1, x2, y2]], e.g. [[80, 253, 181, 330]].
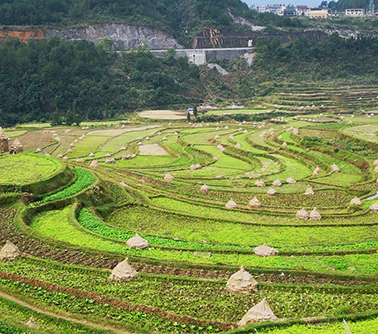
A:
[[2, 111, 378, 333]]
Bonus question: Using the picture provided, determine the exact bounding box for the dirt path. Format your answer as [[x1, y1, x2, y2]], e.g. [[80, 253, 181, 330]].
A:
[[0, 290, 133, 334]]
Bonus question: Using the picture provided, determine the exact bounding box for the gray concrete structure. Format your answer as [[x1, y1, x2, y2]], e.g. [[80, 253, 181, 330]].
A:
[[149, 47, 254, 65]]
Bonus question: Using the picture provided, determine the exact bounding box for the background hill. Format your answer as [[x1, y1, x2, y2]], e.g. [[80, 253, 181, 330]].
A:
[[0, 0, 303, 47]]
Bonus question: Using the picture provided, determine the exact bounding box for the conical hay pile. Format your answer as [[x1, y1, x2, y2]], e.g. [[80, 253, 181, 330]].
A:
[[164, 173, 174, 182], [226, 266, 258, 293], [90, 160, 99, 168], [238, 298, 277, 327], [248, 197, 261, 208], [350, 197, 362, 206], [200, 184, 210, 193], [26, 316, 38, 329], [255, 180, 265, 187], [331, 164, 340, 172], [309, 207, 321, 220], [272, 179, 282, 187], [282, 142, 287, 147], [304, 187, 314, 195], [370, 202, 378, 211], [0, 240, 20, 260], [374, 159, 378, 166], [225, 199, 238, 209], [126, 233, 149, 249], [286, 177, 296, 184], [254, 243, 278, 257], [109, 258, 138, 281], [267, 188, 276, 196], [296, 208, 309, 220]]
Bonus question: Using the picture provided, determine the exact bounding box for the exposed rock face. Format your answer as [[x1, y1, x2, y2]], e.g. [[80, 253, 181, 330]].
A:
[[45, 23, 183, 50], [193, 28, 326, 48]]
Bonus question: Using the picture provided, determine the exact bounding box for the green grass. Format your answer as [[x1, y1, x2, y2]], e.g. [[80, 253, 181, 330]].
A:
[[0, 154, 58, 184], [108, 206, 378, 249]]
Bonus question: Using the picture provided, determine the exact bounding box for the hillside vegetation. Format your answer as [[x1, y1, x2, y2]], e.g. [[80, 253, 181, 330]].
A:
[[0, 0, 304, 46], [2, 33, 378, 126]]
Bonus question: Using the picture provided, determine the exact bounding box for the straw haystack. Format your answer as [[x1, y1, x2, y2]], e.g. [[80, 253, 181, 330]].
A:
[[74, 139, 79, 143], [309, 207, 321, 220], [105, 153, 111, 157], [293, 128, 299, 135], [200, 184, 210, 193], [12, 139, 23, 153], [63, 156, 69, 160], [229, 135, 234, 139], [374, 166, 378, 173], [164, 173, 174, 182], [90, 160, 99, 168], [190, 163, 201, 170], [286, 177, 296, 184], [76, 158, 84, 162], [272, 179, 282, 187], [57, 154, 63, 158], [162, 137, 167, 141], [225, 126, 229, 129], [296, 208, 309, 220], [213, 156, 218, 161], [248, 197, 261, 208], [314, 166, 320, 173], [120, 181, 128, 187], [35, 148, 42, 153], [109, 258, 138, 281], [304, 187, 314, 195], [26, 317, 38, 329], [67, 149, 72, 153], [226, 266, 258, 293], [350, 197, 362, 206], [238, 298, 277, 327], [277, 135, 283, 139], [370, 202, 378, 211], [217, 144, 225, 151], [312, 170, 319, 176], [254, 243, 278, 257], [214, 135, 220, 140], [225, 199, 238, 209], [89, 153, 95, 157], [331, 164, 340, 173], [70, 143, 75, 147], [0, 240, 20, 260], [126, 233, 149, 249], [120, 146, 126, 150], [374, 159, 378, 166], [259, 131, 267, 137], [267, 188, 276, 196], [235, 143, 241, 149], [282, 142, 287, 147], [255, 180, 265, 187]]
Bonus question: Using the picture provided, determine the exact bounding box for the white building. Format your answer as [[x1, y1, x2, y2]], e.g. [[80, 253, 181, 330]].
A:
[[345, 8, 365, 16]]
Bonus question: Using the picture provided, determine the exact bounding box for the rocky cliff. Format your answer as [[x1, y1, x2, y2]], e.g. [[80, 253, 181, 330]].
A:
[[44, 23, 183, 50], [193, 28, 326, 48]]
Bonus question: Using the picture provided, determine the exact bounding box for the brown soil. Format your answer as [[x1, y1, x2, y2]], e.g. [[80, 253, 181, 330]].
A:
[[16, 131, 53, 150], [0, 208, 373, 287]]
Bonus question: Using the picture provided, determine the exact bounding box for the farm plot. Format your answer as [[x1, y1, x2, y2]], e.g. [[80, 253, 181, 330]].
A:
[[5, 114, 378, 334], [0, 154, 58, 184]]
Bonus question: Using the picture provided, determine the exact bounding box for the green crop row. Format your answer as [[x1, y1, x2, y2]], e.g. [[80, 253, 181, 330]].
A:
[[28, 205, 378, 274], [43, 168, 95, 202], [1, 258, 378, 324]]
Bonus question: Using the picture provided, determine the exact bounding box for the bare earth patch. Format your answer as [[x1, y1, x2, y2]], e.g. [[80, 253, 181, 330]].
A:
[[138, 110, 186, 120], [139, 144, 169, 156]]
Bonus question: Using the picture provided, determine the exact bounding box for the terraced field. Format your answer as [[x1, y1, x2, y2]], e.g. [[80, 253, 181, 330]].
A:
[[2, 110, 378, 333]]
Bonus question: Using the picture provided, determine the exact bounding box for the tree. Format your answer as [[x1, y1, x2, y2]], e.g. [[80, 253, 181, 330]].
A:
[[187, 112, 191, 122], [65, 109, 75, 126], [193, 105, 198, 118]]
